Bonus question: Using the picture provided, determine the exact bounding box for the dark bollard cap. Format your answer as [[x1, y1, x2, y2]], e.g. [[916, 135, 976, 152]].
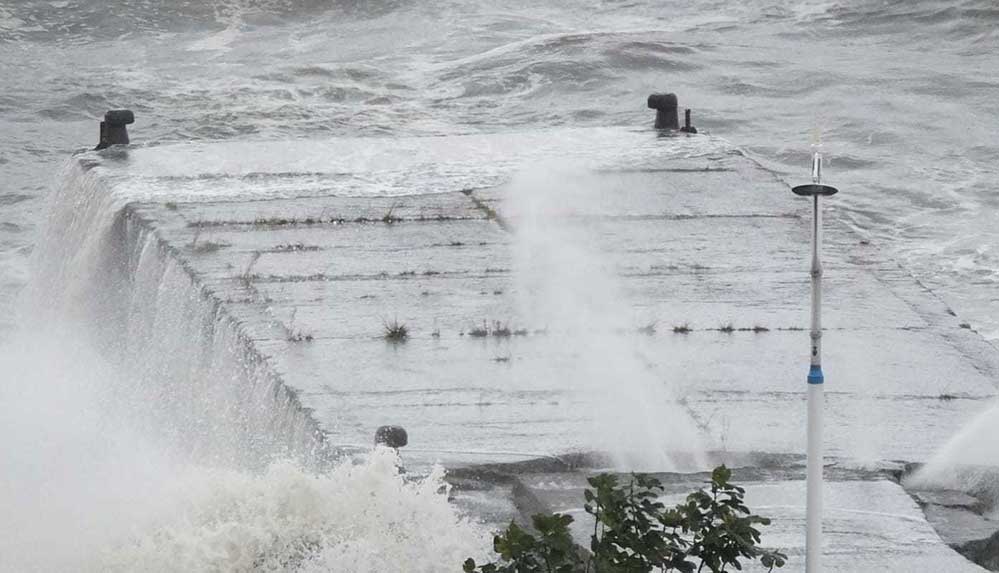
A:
[[375, 425, 408, 448], [647, 93, 678, 111], [105, 109, 135, 125], [647, 93, 680, 130], [96, 109, 135, 149]]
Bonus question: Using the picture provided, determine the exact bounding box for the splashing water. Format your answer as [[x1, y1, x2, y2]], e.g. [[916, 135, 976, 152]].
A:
[[906, 401, 999, 515], [23, 158, 323, 468], [0, 329, 491, 572], [95, 448, 490, 573], [507, 164, 707, 472], [0, 158, 492, 571]]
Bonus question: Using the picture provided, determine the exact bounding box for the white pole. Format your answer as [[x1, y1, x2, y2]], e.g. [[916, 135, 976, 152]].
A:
[[806, 150, 825, 573]]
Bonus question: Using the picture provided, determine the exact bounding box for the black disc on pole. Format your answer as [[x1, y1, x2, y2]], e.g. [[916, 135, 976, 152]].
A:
[[792, 184, 839, 197]]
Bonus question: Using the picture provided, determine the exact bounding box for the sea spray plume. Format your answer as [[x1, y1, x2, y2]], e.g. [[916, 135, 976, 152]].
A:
[[906, 401, 999, 515], [24, 158, 320, 468], [8, 158, 490, 571], [96, 448, 491, 573], [506, 162, 707, 472], [0, 339, 491, 573], [0, 332, 179, 572], [23, 159, 129, 326]]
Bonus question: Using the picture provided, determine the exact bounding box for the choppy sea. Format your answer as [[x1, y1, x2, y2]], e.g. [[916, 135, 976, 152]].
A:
[[1, 1, 997, 570], [1, 0, 997, 338]]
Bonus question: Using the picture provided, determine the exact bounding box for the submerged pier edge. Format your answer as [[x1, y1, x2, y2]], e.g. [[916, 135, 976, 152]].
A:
[[123, 200, 332, 464]]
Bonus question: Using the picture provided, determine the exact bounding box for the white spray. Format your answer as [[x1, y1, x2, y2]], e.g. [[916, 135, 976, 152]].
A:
[[1, 157, 492, 571], [907, 401, 999, 516], [507, 163, 706, 472]]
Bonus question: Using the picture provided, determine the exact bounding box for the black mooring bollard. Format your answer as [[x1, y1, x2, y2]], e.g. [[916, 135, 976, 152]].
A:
[[647, 93, 679, 130], [375, 425, 408, 449], [95, 109, 135, 150], [681, 108, 697, 134]]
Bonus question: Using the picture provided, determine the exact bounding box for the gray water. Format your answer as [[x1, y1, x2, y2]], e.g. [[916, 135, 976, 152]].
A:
[[1, 1, 998, 570], [2, 0, 998, 338]]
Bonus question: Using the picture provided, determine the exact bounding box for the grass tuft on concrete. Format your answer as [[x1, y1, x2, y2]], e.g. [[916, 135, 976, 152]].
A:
[[383, 318, 409, 342], [637, 321, 657, 335]]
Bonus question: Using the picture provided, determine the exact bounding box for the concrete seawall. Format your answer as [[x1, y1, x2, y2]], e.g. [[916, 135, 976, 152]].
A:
[[37, 157, 328, 468], [66, 128, 999, 569]]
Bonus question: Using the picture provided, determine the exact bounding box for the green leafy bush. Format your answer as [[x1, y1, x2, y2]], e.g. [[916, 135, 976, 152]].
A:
[[463, 465, 786, 573]]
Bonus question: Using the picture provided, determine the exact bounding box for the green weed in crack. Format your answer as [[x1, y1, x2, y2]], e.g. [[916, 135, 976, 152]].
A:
[[383, 318, 409, 342]]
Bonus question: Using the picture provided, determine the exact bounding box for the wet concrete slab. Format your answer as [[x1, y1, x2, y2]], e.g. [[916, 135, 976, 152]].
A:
[[79, 127, 999, 570], [121, 172, 998, 466], [447, 458, 988, 572]]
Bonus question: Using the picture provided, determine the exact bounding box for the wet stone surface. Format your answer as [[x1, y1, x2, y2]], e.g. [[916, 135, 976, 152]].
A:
[[82, 128, 999, 570], [445, 453, 989, 572]]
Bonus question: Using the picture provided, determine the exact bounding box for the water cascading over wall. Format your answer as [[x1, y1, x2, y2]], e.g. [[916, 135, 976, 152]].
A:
[[27, 156, 326, 469]]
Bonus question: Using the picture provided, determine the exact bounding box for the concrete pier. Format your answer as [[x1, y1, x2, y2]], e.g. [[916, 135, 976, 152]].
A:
[[75, 127, 998, 570]]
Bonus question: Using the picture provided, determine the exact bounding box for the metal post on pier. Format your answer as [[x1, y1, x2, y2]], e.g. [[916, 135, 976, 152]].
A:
[[792, 150, 838, 573], [95, 109, 135, 150]]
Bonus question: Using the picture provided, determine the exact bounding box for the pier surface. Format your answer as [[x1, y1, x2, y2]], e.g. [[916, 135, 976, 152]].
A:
[[78, 128, 997, 570]]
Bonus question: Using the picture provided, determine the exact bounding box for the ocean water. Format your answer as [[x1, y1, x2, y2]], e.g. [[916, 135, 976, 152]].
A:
[[1, 0, 997, 339], [1, 0, 998, 570], [0, 0, 999, 339]]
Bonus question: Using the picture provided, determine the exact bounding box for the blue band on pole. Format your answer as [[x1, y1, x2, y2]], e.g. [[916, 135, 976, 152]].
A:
[[807, 365, 824, 385]]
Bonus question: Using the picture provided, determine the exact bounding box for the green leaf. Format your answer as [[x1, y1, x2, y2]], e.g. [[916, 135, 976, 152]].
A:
[[712, 465, 732, 485]]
